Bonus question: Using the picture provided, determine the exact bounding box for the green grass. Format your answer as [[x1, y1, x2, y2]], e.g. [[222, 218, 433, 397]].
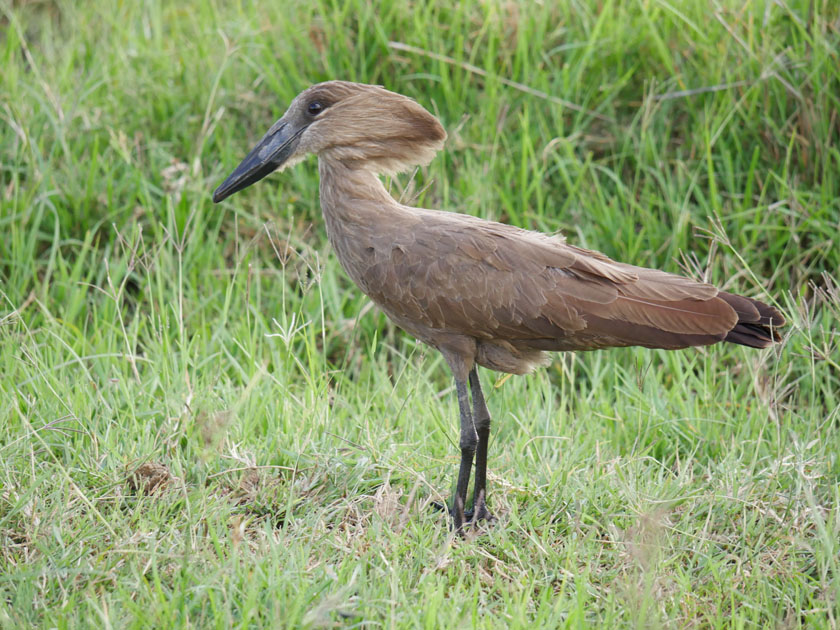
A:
[[1, 0, 839, 627]]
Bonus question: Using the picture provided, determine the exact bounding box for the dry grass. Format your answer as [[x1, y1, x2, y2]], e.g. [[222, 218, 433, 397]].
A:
[[1, 0, 839, 628]]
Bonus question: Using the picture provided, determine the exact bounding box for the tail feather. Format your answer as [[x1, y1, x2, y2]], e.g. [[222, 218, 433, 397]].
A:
[[718, 292, 785, 348]]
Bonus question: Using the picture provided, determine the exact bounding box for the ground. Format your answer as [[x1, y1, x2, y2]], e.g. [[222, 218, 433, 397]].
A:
[[1, 1, 839, 628]]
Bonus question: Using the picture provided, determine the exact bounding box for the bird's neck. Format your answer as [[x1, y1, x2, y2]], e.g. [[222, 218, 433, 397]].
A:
[[315, 157, 411, 282], [317, 158, 404, 234], [318, 158, 397, 208]]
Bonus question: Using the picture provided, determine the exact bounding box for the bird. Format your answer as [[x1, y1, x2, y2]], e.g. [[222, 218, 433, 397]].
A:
[[212, 81, 785, 532]]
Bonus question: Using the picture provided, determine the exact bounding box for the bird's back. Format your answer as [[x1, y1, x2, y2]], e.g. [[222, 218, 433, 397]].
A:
[[341, 204, 783, 374]]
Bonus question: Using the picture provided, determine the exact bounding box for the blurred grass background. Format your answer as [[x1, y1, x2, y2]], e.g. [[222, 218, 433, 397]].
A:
[[1, 0, 839, 627]]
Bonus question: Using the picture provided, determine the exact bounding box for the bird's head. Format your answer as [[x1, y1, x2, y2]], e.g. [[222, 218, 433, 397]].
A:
[[212, 81, 447, 202]]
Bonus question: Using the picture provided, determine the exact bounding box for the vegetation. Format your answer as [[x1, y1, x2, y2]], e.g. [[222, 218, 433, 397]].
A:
[[1, 0, 838, 627]]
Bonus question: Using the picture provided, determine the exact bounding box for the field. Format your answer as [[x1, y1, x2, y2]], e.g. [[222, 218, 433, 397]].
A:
[[1, 0, 839, 627]]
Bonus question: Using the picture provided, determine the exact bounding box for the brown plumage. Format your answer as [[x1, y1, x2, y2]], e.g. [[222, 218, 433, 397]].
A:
[[213, 81, 785, 532]]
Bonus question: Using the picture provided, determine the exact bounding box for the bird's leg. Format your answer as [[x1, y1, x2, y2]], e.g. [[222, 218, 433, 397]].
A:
[[452, 377, 477, 533], [467, 367, 496, 524]]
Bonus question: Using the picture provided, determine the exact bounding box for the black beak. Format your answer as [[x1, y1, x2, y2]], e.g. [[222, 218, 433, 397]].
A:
[[212, 121, 305, 203]]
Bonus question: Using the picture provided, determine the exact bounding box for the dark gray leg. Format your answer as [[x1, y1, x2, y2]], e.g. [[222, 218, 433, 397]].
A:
[[468, 367, 495, 524], [452, 377, 476, 532]]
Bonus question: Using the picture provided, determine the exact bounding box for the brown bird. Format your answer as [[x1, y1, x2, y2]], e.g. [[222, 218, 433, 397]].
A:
[[213, 81, 785, 531]]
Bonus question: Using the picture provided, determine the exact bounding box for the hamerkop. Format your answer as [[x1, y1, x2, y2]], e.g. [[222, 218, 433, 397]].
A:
[[213, 81, 785, 531]]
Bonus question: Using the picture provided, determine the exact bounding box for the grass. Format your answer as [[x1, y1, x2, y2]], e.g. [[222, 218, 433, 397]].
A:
[[1, 0, 839, 627]]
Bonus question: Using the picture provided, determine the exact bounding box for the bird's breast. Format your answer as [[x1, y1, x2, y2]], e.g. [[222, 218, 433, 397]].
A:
[[325, 228, 389, 297]]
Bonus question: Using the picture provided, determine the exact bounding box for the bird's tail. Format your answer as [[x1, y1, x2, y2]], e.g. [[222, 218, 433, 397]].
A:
[[718, 292, 785, 348]]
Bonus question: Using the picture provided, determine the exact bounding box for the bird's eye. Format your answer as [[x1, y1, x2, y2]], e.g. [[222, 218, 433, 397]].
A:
[[307, 101, 325, 116]]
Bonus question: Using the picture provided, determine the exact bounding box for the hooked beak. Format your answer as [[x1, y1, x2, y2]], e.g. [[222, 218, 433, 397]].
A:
[[212, 121, 306, 203]]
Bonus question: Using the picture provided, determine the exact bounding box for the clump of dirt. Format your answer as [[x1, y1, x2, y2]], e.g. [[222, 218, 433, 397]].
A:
[[126, 462, 174, 495], [214, 467, 291, 532], [230, 467, 263, 504], [224, 467, 289, 510]]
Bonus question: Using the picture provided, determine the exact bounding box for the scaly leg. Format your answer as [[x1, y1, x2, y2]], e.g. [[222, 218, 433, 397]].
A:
[[452, 376, 476, 533], [468, 367, 496, 524]]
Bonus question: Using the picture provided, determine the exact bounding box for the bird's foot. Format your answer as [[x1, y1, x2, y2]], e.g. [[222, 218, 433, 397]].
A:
[[431, 496, 496, 534], [430, 501, 450, 516], [465, 490, 496, 527], [463, 505, 496, 525]]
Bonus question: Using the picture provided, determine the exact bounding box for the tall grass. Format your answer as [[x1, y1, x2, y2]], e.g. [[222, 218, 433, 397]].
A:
[[1, 0, 839, 627]]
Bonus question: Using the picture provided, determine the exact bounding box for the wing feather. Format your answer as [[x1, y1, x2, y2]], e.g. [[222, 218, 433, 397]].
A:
[[359, 209, 743, 350]]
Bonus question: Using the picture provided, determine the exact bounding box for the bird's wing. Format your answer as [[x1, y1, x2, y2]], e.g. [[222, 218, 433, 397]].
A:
[[362, 209, 742, 350]]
